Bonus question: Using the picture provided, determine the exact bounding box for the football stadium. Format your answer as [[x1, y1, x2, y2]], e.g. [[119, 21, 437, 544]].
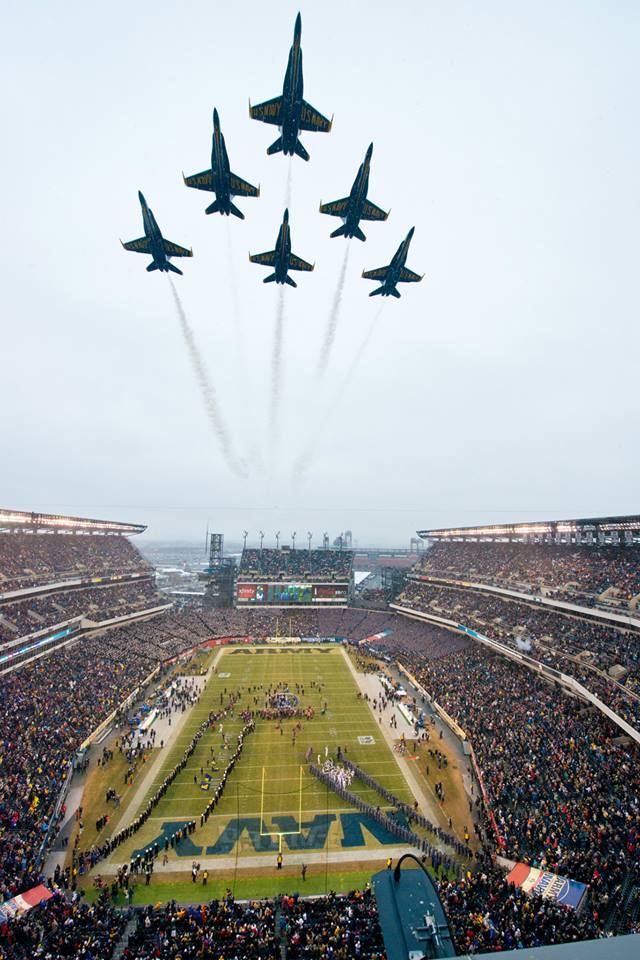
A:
[[1, 509, 640, 958], [2, 2, 639, 958]]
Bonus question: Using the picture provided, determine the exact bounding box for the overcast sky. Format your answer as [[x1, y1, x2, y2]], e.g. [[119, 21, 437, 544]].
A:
[[1, 1, 638, 547]]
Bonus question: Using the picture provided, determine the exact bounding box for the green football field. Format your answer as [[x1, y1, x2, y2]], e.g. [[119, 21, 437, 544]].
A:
[[103, 645, 416, 868]]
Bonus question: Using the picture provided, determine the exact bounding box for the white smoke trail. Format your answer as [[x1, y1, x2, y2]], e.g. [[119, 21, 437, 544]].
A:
[[292, 303, 385, 482], [225, 219, 248, 376], [169, 279, 247, 478], [268, 285, 286, 456], [225, 221, 266, 476], [317, 244, 351, 378]]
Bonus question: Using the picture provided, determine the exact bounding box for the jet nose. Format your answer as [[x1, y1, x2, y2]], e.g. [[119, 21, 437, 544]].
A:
[[283, 208, 289, 223], [366, 143, 374, 159], [213, 107, 219, 128], [407, 226, 415, 240], [294, 12, 301, 39], [138, 190, 146, 205]]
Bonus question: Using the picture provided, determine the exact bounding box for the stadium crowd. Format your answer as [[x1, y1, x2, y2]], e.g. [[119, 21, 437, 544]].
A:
[[415, 541, 640, 609], [0, 580, 164, 643], [397, 580, 640, 726], [0, 532, 149, 593], [239, 547, 353, 581], [379, 639, 640, 931], [439, 865, 604, 952], [0, 889, 126, 959]]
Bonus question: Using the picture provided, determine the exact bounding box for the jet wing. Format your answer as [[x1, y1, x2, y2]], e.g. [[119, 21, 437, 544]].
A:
[[319, 197, 350, 217], [399, 267, 422, 283], [163, 239, 193, 258], [229, 173, 260, 198], [289, 254, 314, 272], [249, 251, 276, 266], [362, 266, 388, 280], [121, 236, 151, 253], [250, 97, 283, 126], [183, 169, 214, 191], [299, 100, 332, 133], [360, 200, 388, 222]]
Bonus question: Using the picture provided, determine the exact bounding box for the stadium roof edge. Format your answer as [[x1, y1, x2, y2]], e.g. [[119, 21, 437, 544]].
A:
[[417, 514, 640, 540], [0, 508, 146, 535]]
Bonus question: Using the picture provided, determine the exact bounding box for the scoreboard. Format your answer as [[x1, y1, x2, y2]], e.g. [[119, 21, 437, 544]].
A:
[[235, 582, 349, 606]]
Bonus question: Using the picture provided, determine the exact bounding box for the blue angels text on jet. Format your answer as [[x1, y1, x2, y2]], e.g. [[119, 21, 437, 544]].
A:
[[121, 192, 192, 275], [249, 13, 332, 162], [320, 143, 388, 241], [249, 209, 314, 287], [183, 108, 259, 220], [362, 227, 423, 298]]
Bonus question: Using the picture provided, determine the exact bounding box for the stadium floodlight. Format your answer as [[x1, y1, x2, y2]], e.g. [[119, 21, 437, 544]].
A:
[[307, 531, 312, 550], [242, 530, 249, 549], [275, 530, 280, 549], [291, 531, 296, 550], [259, 530, 265, 551], [323, 531, 328, 549]]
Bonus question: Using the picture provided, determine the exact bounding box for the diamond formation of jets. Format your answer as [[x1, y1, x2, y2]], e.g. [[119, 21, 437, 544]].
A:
[[183, 108, 260, 219], [121, 12, 423, 298], [320, 144, 388, 241], [250, 13, 332, 161], [362, 227, 423, 298], [249, 208, 314, 287], [121, 192, 193, 275]]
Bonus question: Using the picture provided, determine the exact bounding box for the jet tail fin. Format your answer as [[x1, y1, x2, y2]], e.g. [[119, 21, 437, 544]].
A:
[[263, 273, 277, 284], [369, 286, 385, 297], [205, 199, 220, 215], [267, 136, 284, 156], [330, 224, 348, 239], [284, 275, 297, 287], [146, 262, 159, 272], [352, 225, 366, 242], [293, 139, 310, 161], [229, 201, 245, 220], [166, 262, 184, 276]]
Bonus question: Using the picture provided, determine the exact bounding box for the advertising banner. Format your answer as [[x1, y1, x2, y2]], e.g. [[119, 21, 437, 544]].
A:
[[235, 582, 349, 605]]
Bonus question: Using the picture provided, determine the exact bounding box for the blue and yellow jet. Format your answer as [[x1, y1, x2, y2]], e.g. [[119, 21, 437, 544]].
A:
[[320, 143, 388, 241], [249, 208, 314, 287], [362, 227, 423, 298], [121, 192, 192, 275], [250, 13, 332, 161], [183, 108, 259, 219]]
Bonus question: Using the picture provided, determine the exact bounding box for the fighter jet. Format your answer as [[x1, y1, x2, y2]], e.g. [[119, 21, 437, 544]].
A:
[[362, 227, 423, 298], [249, 208, 314, 287], [249, 13, 332, 161], [320, 144, 388, 241], [121, 192, 192, 275], [183, 108, 259, 219]]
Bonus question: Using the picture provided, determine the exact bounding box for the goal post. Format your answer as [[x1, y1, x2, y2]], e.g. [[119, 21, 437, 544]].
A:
[[259, 765, 303, 853]]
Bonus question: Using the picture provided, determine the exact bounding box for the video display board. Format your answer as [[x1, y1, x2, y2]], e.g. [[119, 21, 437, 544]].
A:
[[236, 582, 349, 605]]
